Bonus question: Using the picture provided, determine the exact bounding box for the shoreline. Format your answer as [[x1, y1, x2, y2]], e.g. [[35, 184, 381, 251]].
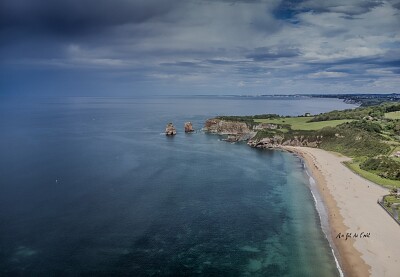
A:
[[283, 146, 368, 277], [303, 163, 344, 277], [280, 146, 399, 277]]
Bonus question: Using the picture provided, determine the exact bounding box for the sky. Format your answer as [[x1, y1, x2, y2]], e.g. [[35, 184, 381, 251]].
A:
[[1, 0, 400, 96]]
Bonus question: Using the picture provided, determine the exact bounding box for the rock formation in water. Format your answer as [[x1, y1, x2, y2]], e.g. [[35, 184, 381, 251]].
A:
[[165, 123, 177, 136], [184, 122, 195, 133]]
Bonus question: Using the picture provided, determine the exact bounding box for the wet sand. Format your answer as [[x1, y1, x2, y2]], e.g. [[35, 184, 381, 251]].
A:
[[282, 146, 400, 277]]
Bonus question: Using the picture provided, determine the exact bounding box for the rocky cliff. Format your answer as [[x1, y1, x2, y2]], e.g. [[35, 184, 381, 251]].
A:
[[204, 119, 251, 134], [203, 118, 255, 141], [204, 118, 322, 147], [247, 136, 321, 149]]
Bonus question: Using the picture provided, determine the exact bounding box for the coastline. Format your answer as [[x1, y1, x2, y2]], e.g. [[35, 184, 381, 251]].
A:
[[281, 146, 400, 277], [303, 163, 344, 277]]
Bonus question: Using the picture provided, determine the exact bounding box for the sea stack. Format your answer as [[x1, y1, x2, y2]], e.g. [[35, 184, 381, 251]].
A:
[[184, 122, 195, 133], [165, 123, 177, 136]]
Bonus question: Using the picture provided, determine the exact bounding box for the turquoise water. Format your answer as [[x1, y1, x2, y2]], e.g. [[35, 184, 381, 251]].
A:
[[0, 96, 355, 275]]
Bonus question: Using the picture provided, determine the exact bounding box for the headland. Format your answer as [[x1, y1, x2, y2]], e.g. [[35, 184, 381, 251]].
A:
[[203, 102, 400, 276]]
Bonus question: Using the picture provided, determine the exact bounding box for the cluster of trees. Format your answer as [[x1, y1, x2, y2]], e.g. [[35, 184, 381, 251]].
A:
[[309, 107, 378, 122], [217, 114, 281, 121], [252, 123, 391, 158], [385, 122, 400, 135], [386, 104, 400, 113], [361, 157, 400, 180], [310, 103, 400, 122], [317, 126, 390, 157], [339, 120, 382, 133]]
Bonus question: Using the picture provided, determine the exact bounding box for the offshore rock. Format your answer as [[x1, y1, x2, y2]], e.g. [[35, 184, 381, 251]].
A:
[[165, 123, 177, 136], [184, 122, 195, 133]]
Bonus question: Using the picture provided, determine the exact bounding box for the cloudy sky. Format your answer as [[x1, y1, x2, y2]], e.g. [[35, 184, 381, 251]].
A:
[[1, 0, 399, 96]]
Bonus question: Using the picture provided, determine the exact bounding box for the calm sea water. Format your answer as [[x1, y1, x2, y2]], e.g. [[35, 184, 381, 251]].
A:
[[0, 96, 356, 276]]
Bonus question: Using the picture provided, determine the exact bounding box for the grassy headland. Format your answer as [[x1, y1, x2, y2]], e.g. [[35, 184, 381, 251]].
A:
[[254, 117, 352, 130], [217, 103, 400, 188]]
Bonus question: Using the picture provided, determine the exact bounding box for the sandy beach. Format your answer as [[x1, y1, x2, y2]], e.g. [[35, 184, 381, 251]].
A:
[[282, 146, 400, 277]]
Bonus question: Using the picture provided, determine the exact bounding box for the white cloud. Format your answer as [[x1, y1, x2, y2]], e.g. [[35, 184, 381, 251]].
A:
[[2, 0, 399, 94], [309, 71, 349, 78]]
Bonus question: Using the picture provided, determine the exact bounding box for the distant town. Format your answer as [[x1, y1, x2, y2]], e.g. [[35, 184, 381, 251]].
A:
[[302, 93, 400, 106]]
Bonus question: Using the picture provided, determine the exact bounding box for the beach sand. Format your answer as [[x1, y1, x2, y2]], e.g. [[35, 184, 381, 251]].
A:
[[282, 146, 399, 277]]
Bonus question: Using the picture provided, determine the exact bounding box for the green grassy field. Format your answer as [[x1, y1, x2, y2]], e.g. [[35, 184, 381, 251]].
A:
[[344, 161, 400, 189], [385, 111, 400, 119], [254, 117, 352, 130]]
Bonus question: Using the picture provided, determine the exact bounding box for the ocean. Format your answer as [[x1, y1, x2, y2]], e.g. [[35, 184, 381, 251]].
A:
[[0, 96, 357, 276]]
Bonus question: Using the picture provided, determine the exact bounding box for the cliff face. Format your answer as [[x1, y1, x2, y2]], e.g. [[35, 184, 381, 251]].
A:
[[204, 118, 322, 148], [203, 119, 255, 142], [203, 119, 251, 134], [247, 136, 320, 149]]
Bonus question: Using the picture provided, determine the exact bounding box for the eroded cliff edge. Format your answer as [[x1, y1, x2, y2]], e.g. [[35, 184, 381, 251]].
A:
[[203, 118, 255, 142], [203, 117, 322, 148]]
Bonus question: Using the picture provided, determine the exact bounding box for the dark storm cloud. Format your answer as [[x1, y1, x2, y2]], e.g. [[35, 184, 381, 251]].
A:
[[273, 0, 305, 20], [391, 0, 400, 9], [274, 0, 387, 18], [1, 0, 399, 95], [0, 0, 181, 36]]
